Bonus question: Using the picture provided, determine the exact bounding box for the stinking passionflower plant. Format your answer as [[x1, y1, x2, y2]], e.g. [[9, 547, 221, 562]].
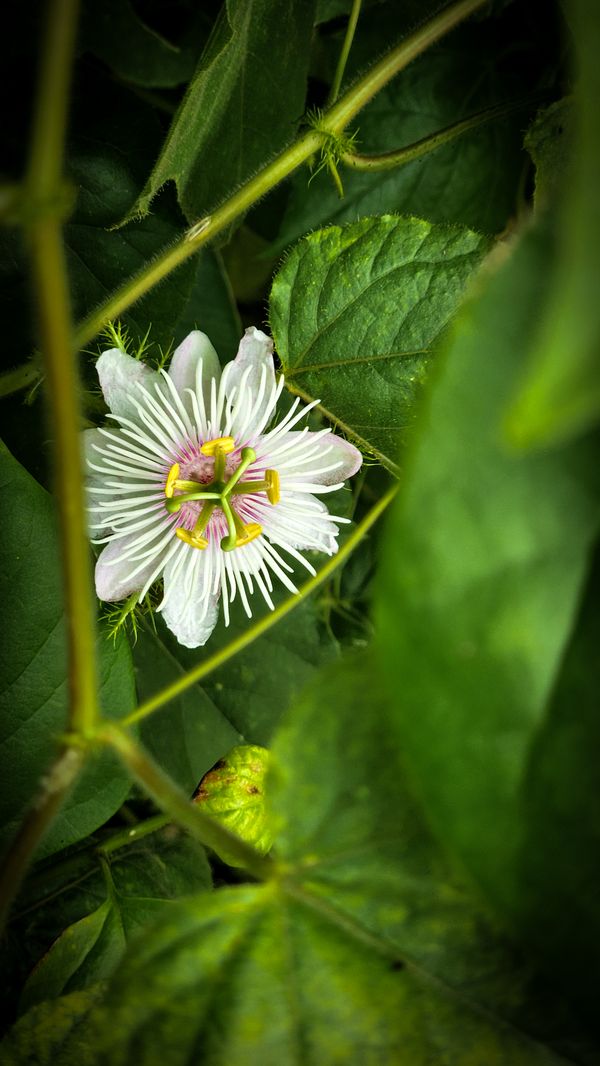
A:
[[85, 327, 362, 648]]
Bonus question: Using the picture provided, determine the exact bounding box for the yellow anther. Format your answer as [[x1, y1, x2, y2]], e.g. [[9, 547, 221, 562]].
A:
[[200, 436, 235, 457], [265, 469, 280, 505], [235, 522, 262, 548], [165, 463, 180, 498], [175, 527, 209, 550]]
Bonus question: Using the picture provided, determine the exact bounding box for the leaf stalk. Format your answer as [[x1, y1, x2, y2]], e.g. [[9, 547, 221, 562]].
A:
[[341, 97, 540, 172], [327, 0, 363, 106]]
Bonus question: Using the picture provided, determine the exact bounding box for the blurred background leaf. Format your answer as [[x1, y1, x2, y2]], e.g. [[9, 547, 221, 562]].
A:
[[0, 989, 100, 1066], [516, 547, 600, 1021], [0, 443, 136, 860], [506, 1, 600, 447], [78, 0, 215, 89], [376, 218, 600, 1023], [524, 98, 575, 211], [16, 828, 211, 1016]]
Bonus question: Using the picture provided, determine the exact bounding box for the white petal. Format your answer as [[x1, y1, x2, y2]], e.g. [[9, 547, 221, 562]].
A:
[[261, 492, 340, 553], [273, 431, 362, 486], [160, 548, 220, 648], [82, 426, 107, 464], [222, 327, 275, 432], [168, 331, 220, 420], [82, 427, 108, 489], [83, 428, 124, 536], [96, 348, 160, 422], [95, 535, 166, 601]]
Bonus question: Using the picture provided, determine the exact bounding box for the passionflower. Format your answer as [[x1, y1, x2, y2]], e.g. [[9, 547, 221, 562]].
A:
[[85, 327, 362, 648]]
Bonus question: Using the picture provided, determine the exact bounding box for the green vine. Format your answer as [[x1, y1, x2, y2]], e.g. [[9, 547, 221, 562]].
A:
[[305, 108, 359, 197]]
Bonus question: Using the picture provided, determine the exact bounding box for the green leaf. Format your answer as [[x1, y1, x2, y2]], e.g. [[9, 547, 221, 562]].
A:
[[79, 0, 211, 89], [268, 655, 592, 1058], [269, 215, 490, 470], [11, 827, 211, 1016], [127, 0, 317, 224], [19, 899, 116, 1013], [3, 81, 240, 365], [506, 3, 600, 447], [376, 221, 600, 1009], [273, 19, 535, 253], [137, 585, 338, 794], [42, 656, 584, 1065], [0, 989, 100, 1066], [524, 99, 575, 211], [0, 442, 136, 859], [64, 84, 197, 353], [193, 745, 272, 865], [170, 249, 242, 366], [516, 548, 600, 1020]]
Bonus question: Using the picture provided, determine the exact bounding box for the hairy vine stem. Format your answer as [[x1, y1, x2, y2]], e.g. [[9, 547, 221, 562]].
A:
[[25, 0, 98, 738], [342, 97, 540, 172]]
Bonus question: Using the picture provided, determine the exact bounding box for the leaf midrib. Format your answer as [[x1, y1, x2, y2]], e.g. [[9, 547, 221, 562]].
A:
[[284, 881, 577, 1065], [286, 237, 479, 370], [284, 348, 430, 379]]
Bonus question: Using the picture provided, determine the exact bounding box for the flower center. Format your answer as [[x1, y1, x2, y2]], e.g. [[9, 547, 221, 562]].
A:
[[164, 437, 280, 552]]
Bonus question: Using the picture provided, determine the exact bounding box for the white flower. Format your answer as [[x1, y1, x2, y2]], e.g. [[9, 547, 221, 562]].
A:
[[85, 327, 362, 648]]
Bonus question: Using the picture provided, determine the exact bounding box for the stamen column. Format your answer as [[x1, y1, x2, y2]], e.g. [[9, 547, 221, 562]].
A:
[[163, 438, 280, 553]]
